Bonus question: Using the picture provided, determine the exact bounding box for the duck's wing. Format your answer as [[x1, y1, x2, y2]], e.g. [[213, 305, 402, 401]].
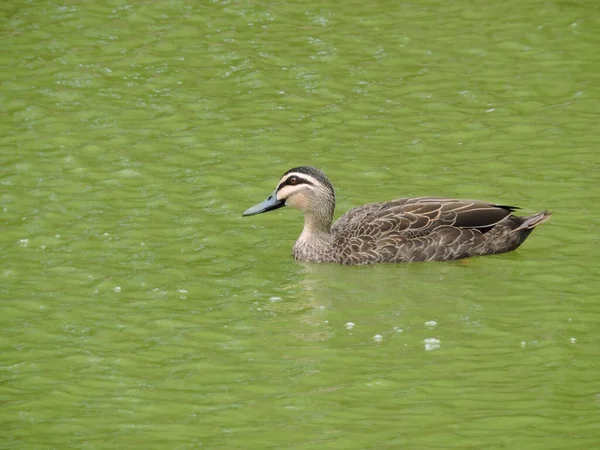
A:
[[332, 197, 516, 235]]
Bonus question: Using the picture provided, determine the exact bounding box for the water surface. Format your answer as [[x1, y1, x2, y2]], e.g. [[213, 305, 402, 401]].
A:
[[2, 0, 600, 448]]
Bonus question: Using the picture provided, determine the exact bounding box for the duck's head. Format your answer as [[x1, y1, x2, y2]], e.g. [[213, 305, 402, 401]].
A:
[[242, 166, 335, 218]]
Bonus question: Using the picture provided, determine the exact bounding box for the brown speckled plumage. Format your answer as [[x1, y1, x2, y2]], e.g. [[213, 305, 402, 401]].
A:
[[243, 166, 551, 265]]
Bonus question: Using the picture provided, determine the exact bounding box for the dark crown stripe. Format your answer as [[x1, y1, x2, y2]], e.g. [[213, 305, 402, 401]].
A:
[[281, 166, 334, 195]]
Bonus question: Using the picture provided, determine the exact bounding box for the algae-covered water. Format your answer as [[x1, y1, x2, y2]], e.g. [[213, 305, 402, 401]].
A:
[[2, 0, 600, 448]]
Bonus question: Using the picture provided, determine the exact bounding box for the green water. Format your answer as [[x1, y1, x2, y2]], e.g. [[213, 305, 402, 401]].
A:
[[2, 0, 599, 448]]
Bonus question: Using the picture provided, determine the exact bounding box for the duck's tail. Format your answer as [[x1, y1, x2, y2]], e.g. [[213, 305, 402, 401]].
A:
[[514, 210, 552, 232]]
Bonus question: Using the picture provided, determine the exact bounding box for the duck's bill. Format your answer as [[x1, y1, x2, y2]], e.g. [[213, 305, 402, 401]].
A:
[[242, 190, 285, 216]]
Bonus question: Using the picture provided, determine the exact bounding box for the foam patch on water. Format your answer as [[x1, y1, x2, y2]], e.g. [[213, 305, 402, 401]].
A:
[[424, 338, 440, 351]]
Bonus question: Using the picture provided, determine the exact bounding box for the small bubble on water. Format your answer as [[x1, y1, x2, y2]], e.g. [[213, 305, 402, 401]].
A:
[[424, 338, 440, 351], [113, 286, 121, 293], [18, 239, 29, 247], [570, 337, 576, 344], [521, 341, 526, 348], [425, 320, 437, 328], [269, 296, 282, 303], [393, 327, 403, 333], [373, 334, 383, 343], [345, 322, 355, 330]]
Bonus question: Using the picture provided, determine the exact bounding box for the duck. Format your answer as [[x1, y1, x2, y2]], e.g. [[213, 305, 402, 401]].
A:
[[242, 166, 551, 265]]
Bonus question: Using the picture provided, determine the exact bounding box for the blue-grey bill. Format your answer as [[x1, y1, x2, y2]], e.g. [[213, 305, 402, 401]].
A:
[[242, 190, 285, 216]]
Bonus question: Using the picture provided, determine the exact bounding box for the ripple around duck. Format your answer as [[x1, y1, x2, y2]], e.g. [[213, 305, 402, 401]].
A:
[[2, 0, 600, 448]]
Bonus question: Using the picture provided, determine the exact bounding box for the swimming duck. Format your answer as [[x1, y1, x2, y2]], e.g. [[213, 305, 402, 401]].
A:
[[242, 166, 551, 265]]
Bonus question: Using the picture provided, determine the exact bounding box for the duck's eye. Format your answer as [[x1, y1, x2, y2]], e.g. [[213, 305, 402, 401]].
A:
[[289, 177, 298, 185]]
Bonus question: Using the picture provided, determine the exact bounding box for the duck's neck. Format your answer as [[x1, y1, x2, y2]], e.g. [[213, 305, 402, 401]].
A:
[[292, 209, 334, 262]]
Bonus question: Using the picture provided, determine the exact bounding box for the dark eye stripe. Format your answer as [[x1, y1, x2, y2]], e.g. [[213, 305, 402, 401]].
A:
[[277, 176, 313, 191]]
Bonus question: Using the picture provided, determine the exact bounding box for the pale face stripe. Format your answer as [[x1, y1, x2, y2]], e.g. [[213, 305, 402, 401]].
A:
[[277, 184, 304, 200], [276, 173, 319, 201]]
